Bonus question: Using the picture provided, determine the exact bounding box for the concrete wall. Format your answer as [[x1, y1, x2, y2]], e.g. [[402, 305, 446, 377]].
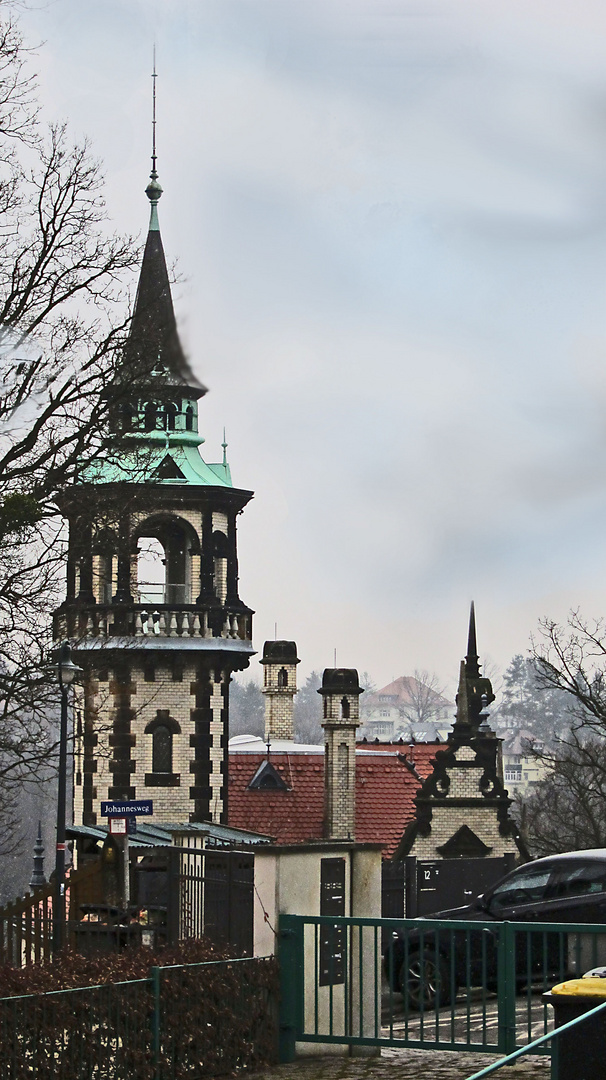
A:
[[253, 842, 382, 1058]]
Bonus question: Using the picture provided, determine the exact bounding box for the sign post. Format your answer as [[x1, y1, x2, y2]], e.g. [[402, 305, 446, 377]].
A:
[[101, 802, 153, 909]]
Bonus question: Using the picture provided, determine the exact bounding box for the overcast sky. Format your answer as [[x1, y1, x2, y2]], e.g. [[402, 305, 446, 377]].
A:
[[21, 0, 606, 697]]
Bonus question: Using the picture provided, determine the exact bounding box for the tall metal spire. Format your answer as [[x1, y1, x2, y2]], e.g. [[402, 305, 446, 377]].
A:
[[145, 47, 163, 231]]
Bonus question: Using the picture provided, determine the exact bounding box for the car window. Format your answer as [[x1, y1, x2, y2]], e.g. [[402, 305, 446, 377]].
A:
[[551, 862, 606, 899], [488, 868, 553, 914]]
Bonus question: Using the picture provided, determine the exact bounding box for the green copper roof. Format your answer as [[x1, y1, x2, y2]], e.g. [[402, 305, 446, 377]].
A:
[[86, 442, 232, 487]]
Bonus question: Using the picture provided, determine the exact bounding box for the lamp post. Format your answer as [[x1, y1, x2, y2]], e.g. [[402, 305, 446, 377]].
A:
[[53, 640, 81, 954]]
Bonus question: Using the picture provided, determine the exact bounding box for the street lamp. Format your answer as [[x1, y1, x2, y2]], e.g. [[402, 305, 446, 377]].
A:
[[53, 640, 82, 954]]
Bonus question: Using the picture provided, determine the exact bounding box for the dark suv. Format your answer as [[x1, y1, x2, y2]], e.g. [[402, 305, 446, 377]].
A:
[[385, 849, 606, 1008]]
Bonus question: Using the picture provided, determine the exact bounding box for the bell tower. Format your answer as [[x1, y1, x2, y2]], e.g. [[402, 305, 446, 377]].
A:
[[53, 110, 254, 827]]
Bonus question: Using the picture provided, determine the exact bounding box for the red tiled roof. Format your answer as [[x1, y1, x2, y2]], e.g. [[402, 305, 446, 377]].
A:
[[228, 744, 438, 856]]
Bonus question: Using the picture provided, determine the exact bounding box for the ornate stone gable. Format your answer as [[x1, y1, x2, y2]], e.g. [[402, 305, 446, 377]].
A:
[[394, 607, 527, 862]]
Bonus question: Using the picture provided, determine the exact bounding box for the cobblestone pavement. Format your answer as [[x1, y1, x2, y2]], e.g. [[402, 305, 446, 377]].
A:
[[250, 1047, 550, 1079]]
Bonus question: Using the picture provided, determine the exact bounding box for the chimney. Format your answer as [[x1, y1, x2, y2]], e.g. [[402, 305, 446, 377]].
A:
[[319, 668, 363, 840], [260, 640, 300, 742]]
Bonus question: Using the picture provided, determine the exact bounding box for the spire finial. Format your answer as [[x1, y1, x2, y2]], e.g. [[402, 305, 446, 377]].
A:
[[222, 427, 228, 466], [466, 600, 480, 680], [151, 44, 158, 180], [145, 46, 163, 228]]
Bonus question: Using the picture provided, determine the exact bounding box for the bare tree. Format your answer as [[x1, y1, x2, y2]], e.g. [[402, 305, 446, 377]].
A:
[[513, 732, 606, 857], [0, 2, 140, 854], [531, 612, 606, 733], [508, 611, 606, 856], [293, 671, 323, 744], [398, 670, 449, 726]]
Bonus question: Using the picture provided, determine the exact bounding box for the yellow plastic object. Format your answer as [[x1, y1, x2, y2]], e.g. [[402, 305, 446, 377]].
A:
[[551, 978, 606, 996]]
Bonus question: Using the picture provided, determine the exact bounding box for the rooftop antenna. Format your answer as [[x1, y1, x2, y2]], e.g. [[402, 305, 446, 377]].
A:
[[334, 648, 337, 667], [222, 427, 228, 466], [274, 622, 277, 640]]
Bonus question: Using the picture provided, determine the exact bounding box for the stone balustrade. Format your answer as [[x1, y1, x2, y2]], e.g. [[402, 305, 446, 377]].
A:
[[54, 604, 252, 643]]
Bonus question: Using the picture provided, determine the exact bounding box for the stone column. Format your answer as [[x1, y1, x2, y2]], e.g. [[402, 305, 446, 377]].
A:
[[226, 510, 239, 605], [197, 508, 214, 603], [76, 520, 95, 603], [113, 515, 133, 603]]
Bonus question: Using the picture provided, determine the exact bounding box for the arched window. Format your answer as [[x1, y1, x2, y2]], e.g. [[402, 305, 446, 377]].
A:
[[145, 713, 181, 776], [341, 697, 350, 719], [185, 404, 194, 431], [278, 667, 288, 688], [119, 403, 132, 431], [136, 516, 200, 606], [152, 726, 172, 773]]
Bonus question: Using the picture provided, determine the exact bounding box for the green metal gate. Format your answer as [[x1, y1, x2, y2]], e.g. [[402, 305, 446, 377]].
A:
[[279, 914, 606, 1062]]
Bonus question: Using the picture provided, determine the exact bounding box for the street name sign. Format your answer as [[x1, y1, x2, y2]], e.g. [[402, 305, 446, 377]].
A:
[[100, 800, 153, 817]]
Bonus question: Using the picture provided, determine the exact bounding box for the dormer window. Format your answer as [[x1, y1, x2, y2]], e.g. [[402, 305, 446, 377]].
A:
[[248, 760, 289, 791]]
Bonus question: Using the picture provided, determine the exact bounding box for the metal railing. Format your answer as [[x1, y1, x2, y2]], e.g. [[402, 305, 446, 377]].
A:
[[278, 914, 606, 1061], [0, 955, 278, 1079], [465, 997, 606, 1079]]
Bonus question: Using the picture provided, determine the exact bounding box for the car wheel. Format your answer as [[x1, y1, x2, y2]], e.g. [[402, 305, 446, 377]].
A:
[[398, 949, 453, 1010]]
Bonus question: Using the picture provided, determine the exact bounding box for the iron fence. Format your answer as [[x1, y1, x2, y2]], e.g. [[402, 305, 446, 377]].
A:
[[0, 956, 278, 1079], [279, 914, 606, 1061]]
